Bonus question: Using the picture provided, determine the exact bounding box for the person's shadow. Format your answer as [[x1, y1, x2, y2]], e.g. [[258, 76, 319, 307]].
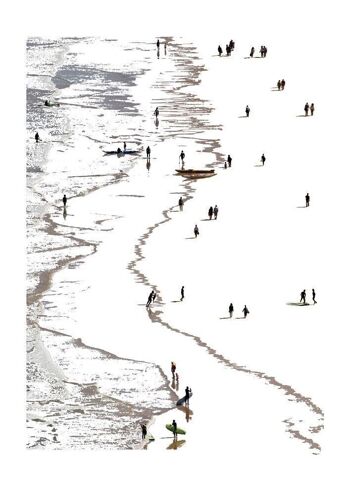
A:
[[167, 439, 186, 450], [238, 115, 249, 118], [63, 206, 67, 219], [286, 302, 310, 306], [155, 117, 159, 128], [296, 115, 308, 118], [219, 316, 231, 320]]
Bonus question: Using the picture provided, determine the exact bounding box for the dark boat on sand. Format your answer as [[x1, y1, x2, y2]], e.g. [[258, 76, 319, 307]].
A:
[[175, 168, 216, 178]]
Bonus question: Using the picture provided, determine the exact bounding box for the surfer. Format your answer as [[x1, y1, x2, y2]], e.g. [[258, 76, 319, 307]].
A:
[[62, 194, 67, 207], [171, 362, 176, 378], [229, 303, 234, 318], [179, 197, 184, 211], [172, 420, 178, 439], [180, 286, 185, 301], [141, 424, 147, 440], [35, 132, 40, 143], [243, 305, 250, 318], [146, 146, 151, 160]]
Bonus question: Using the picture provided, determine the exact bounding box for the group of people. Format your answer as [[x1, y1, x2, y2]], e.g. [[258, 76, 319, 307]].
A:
[[156, 39, 167, 55], [277, 79, 286, 91], [229, 303, 250, 318], [217, 40, 235, 56], [250, 45, 268, 58], [224, 154, 232, 169], [208, 205, 219, 220], [300, 289, 317, 305], [304, 102, 315, 116], [146, 290, 157, 308]]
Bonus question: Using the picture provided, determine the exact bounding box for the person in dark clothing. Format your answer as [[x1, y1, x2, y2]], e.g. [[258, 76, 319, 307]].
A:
[[277, 80, 281, 91], [260, 46, 264, 57], [243, 305, 250, 318], [229, 303, 234, 318], [156, 39, 160, 49], [117, 147, 122, 153], [224, 161, 227, 169], [154, 107, 159, 118], [44, 100, 49, 106], [213, 205, 218, 220], [218, 45, 223, 56], [245, 105, 250, 117], [304, 103, 310, 116], [146, 146, 151, 160], [146, 290, 154, 308], [305, 193, 310, 207], [300, 290, 306, 304], [261, 153, 266, 166], [180, 150, 185, 167], [152, 291, 157, 302], [227, 154, 232, 167], [180, 286, 185, 301], [226, 44, 231, 56], [281, 79, 286, 90], [62, 194, 67, 207], [35, 132, 40, 143], [194, 224, 199, 238], [312, 289, 317, 304], [263, 46, 267, 57], [185, 386, 191, 406], [250, 47, 255, 57], [171, 361, 176, 378], [208, 206, 213, 220], [179, 197, 184, 211], [141, 424, 147, 440], [310, 103, 315, 116], [123, 142, 126, 152], [229, 40, 235, 51], [164, 43, 167, 55], [172, 419, 178, 439]]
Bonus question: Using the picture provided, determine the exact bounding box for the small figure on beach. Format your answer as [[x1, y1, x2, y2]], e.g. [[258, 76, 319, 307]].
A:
[[312, 289, 317, 304], [226, 44, 231, 56], [123, 142, 126, 152], [227, 154, 232, 167], [208, 206, 213, 220], [194, 224, 199, 238], [172, 419, 178, 439], [261, 153, 266, 166], [146, 146, 151, 160], [300, 290, 307, 305], [171, 361, 176, 378], [44, 100, 49, 106], [277, 80, 281, 91], [179, 196, 184, 211], [261, 46, 267, 57], [250, 47, 255, 58], [224, 161, 227, 169], [185, 386, 191, 406], [214, 205, 219, 220], [180, 286, 185, 301], [310, 103, 315, 116], [62, 194, 67, 207], [281, 79, 286, 90], [175, 372, 179, 383], [305, 193, 310, 207], [156, 39, 160, 49], [141, 424, 147, 440], [304, 102, 310, 116], [245, 105, 250, 117], [164, 42, 167, 55], [179, 150, 185, 167], [242, 305, 250, 318], [229, 40, 235, 51], [146, 290, 154, 308], [154, 107, 159, 118], [35, 132, 40, 143], [229, 303, 234, 318], [218, 45, 223, 56], [152, 291, 157, 303]]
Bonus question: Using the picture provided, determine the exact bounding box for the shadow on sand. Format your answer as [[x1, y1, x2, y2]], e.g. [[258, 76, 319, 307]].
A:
[[235, 316, 246, 319], [167, 439, 186, 450], [286, 302, 310, 306], [238, 115, 248, 118], [296, 115, 308, 118], [254, 164, 264, 167], [297, 206, 307, 208], [219, 316, 232, 320]]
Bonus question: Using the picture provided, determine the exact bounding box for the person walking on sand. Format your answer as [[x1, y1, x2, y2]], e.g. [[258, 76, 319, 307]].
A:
[[243, 305, 250, 318], [310, 103, 315, 116], [179, 150, 185, 167], [218, 45, 223, 56], [194, 224, 199, 238], [245, 105, 250, 117], [208, 206, 213, 220], [172, 419, 178, 440], [224, 161, 227, 169], [300, 290, 306, 305], [229, 303, 234, 318], [226, 44, 231, 56], [146, 290, 154, 308], [141, 424, 147, 440], [305, 193, 310, 207], [281, 79, 286, 90], [261, 153, 266, 166], [277, 80, 281, 91], [250, 46, 255, 58], [312, 289, 317, 304], [152, 291, 157, 303], [171, 361, 176, 378], [229, 40, 235, 51], [179, 196, 184, 211], [180, 286, 185, 301], [214, 205, 219, 220], [304, 102, 310, 116], [175, 372, 179, 383], [62, 194, 67, 207], [35, 132, 40, 143], [146, 145, 151, 160], [227, 154, 232, 167], [260, 46, 264, 57], [154, 107, 159, 118]]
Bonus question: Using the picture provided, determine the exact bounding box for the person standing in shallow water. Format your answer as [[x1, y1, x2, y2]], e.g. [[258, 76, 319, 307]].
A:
[[62, 194, 67, 207], [229, 303, 234, 318], [305, 193, 310, 207], [312, 289, 317, 304], [154, 107, 159, 118], [179, 150, 185, 167], [242, 305, 250, 318], [180, 286, 185, 301], [141, 424, 147, 440], [194, 224, 199, 238], [156, 39, 160, 49]]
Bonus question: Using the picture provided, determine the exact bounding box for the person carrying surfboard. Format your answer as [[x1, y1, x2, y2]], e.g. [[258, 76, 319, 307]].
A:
[[172, 419, 178, 439]]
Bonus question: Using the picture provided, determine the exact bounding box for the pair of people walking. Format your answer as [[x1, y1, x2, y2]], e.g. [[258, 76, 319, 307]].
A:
[[300, 289, 317, 305], [277, 79, 286, 90], [304, 102, 315, 116], [228, 304, 250, 318], [260, 45, 267, 57], [208, 205, 219, 220]]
